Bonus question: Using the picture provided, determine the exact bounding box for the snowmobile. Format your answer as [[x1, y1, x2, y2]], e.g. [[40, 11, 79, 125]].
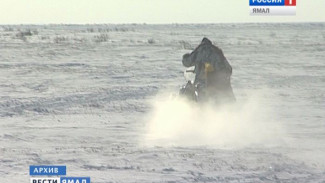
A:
[[179, 62, 214, 102], [179, 66, 199, 102]]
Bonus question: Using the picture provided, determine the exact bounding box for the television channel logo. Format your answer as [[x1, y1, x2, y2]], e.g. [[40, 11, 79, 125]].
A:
[[250, 0, 296, 16], [29, 165, 90, 183]]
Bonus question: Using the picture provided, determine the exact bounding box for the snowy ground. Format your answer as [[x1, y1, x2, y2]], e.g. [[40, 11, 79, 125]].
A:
[[0, 23, 324, 182]]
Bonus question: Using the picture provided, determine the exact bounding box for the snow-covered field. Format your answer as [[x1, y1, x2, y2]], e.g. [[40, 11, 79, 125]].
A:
[[0, 23, 324, 182]]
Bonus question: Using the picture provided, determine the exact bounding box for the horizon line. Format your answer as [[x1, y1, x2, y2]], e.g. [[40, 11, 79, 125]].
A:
[[1, 21, 324, 26]]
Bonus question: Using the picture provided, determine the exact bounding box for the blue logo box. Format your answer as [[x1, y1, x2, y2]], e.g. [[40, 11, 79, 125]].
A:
[[60, 177, 91, 183], [250, 0, 285, 6], [30, 165, 66, 176]]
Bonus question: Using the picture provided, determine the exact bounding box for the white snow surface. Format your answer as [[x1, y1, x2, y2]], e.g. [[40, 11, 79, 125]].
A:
[[0, 23, 325, 182]]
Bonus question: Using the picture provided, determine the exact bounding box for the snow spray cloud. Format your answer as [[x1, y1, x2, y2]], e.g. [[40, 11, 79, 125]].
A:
[[144, 90, 285, 148]]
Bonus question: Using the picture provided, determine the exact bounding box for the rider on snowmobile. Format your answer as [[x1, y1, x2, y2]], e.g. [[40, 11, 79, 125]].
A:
[[181, 38, 235, 103]]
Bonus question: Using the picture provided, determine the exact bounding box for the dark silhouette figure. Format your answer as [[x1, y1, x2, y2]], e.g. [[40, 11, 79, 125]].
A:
[[182, 38, 235, 102]]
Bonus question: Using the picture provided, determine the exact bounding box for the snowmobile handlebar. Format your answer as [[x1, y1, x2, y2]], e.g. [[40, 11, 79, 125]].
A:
[[186, 70, 195, 73]]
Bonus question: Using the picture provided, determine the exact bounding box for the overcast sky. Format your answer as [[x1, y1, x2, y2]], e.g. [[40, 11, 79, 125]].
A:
[[0, 0, 324, 24]]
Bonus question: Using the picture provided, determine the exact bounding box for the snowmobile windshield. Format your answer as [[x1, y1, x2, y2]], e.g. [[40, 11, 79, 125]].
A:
[[184, 66, 196, 84]]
